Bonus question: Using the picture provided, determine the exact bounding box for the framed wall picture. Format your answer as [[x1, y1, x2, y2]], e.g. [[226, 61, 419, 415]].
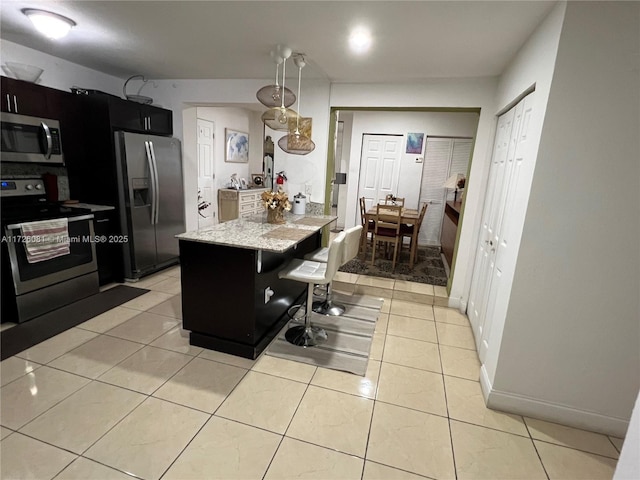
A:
[[406, 132, 425, 154], [225, 129, 249, 163], [251, 173, 265, 187]]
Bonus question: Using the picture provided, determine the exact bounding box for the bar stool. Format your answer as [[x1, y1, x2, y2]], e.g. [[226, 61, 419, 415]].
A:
[[305, 225, 362, 316], [278, 232, 346, 347]]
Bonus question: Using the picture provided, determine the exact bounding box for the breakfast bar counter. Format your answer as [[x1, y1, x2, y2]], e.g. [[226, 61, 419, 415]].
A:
[[177, 213, 336, 359]]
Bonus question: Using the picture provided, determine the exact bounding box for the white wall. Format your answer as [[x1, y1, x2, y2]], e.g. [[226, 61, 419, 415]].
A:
[[331, 78, 497, 304], [1, 39, 122, 95], [149, 78, 330, 230], [489, 1, 640, 436], [263, 80, 331, 203], [342, 110, 479, 229], [614, 389, 640, 479], [473, 1, 567, 387]]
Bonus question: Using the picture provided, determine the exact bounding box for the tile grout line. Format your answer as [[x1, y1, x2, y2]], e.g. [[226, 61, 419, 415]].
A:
[[260, 373, 315, 480], [524, 416, 551, 480], [435, 316, 459, 480], [140, 342, 255, 479], [360, 358, 383, 480]]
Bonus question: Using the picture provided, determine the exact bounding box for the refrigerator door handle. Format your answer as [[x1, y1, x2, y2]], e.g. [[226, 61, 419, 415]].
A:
[[149, 141, 160, 225], [144, 141, 157, 224]]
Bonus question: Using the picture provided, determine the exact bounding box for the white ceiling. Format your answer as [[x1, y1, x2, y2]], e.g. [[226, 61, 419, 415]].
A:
[[0, 1, 556, 82]]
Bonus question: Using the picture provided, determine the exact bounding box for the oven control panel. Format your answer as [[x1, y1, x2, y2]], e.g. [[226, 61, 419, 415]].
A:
[[0, 179, 45, 197]]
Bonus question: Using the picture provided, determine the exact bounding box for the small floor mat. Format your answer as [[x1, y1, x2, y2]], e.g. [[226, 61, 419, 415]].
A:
[[265, 292, 382, 376], [1, 285, 148, 360]]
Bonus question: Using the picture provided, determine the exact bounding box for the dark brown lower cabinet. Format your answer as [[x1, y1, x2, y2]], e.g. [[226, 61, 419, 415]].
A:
[[179, 233, 320, 359]]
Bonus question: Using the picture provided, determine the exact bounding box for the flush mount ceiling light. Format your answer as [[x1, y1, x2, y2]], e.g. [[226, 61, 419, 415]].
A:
[[256, 49, 296, 108], [349, 27, 372, 55], [262, 46, 298, 131], [278, 54, 315, 155], [22, 8, 76, 39]]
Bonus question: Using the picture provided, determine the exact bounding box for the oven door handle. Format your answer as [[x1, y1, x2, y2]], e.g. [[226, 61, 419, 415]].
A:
[[41, 121, 53, 159], [144, 141, 157, 225], [6, 214, 95, 230]]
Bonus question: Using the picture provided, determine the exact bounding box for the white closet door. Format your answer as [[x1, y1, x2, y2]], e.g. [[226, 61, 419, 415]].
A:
[[467, 91, 536, 361], [446, 140, 473, 202], [418, 137, 473, 245]]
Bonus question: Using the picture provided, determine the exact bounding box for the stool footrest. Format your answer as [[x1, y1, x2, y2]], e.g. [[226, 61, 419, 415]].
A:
[[312, 299, 346, 316], [285, 325, 328, 347]]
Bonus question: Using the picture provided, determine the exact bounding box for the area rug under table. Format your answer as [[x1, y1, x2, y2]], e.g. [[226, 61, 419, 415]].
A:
[[266, 292, 383, 376], [340, 245, 448, 286], [1, 285, 149, 360]]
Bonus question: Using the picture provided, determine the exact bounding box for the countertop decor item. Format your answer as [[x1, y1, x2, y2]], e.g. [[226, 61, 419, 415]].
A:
[[4, 62, 43, 83], [123, 75, 153, 104], [261, 187, 291, 224]]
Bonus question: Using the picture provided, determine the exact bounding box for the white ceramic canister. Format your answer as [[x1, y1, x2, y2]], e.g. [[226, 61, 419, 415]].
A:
[[292, 192, 306, 215]]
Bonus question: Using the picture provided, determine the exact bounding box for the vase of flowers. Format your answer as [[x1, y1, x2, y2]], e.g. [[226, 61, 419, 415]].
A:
[[261, 187, 291, 224]]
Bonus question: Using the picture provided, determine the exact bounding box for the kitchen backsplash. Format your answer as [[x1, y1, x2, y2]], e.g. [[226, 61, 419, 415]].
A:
[[0, 163, 70, 201]]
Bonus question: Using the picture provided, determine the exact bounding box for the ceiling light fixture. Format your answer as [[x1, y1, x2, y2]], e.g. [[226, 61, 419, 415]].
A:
[[261, 46, 298, 131], [256, 50, 296, 108], [22, 9, 76, 39], [278, 54, 315, 155], [349, 27, 372, 54]]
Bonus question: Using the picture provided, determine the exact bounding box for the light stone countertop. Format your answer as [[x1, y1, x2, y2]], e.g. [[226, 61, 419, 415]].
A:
[[176, 213, 337, 253], [65, 203, 116, 212]]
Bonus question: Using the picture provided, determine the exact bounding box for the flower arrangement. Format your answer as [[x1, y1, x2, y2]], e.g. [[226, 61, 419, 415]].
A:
[[261, 187, 291, 224], [457, 177, 466, 189]]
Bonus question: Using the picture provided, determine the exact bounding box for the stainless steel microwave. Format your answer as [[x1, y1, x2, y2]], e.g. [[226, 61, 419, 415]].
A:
[[0, 112, 65, 165]]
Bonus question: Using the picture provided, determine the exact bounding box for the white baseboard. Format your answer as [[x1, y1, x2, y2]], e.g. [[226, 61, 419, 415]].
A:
[[479, 366, 629, 437], [447, 297, 461, 309]]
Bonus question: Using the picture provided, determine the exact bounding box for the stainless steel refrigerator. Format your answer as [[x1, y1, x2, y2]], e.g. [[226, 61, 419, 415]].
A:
[[114, 131, 185, 280]]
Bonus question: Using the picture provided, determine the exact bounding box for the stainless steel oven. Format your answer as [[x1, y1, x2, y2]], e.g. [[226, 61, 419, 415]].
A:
[[0, 112, 64, 165], [1, 178, 99, 323]]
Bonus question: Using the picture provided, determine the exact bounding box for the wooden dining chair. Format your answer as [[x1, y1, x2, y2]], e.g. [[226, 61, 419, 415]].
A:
[[400, 202, 429, 267], [359, 197, 375, 255], [384, 194, 405, 206], [371, 204, 402, 271]]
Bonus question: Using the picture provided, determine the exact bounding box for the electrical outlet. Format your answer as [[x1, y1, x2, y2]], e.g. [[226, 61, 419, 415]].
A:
[[305, 184, 312, 195], [264, 287, 274, 304]]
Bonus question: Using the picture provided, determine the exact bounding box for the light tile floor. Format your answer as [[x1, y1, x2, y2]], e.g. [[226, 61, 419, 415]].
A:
[[0, 269, 624, 479]]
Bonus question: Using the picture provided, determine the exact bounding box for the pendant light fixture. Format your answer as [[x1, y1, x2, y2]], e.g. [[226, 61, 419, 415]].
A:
[[261, 46, 298, 131], [278, 54, 315, 155], [256, 50, 296, 108]]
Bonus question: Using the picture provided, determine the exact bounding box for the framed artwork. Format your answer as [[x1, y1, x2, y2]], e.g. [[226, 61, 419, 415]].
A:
[[225, 129, 249, 163], [251, 173, 265, 187], [406, 132, 425, 154]]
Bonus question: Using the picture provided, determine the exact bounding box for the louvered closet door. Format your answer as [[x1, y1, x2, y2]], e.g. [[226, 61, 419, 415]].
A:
[[418, 138, 473, 245]]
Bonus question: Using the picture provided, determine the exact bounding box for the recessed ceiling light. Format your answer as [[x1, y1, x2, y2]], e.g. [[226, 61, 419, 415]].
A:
[[22, 9, 76, 39], [349, 27, 372, 55]]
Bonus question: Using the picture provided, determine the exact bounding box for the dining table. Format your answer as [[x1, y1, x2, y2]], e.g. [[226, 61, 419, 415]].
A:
[[364, 205, 421, 268]]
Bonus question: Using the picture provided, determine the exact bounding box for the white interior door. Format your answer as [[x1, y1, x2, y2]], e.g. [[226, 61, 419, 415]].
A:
[[357, 134, 402, 212], [418, 137, 472, 245], [468, 92, 535, 361], [197, 118, 215, 229]]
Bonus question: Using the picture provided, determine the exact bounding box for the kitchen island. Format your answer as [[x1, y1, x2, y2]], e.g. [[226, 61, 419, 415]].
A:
[[177, 212, 336, 359]]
